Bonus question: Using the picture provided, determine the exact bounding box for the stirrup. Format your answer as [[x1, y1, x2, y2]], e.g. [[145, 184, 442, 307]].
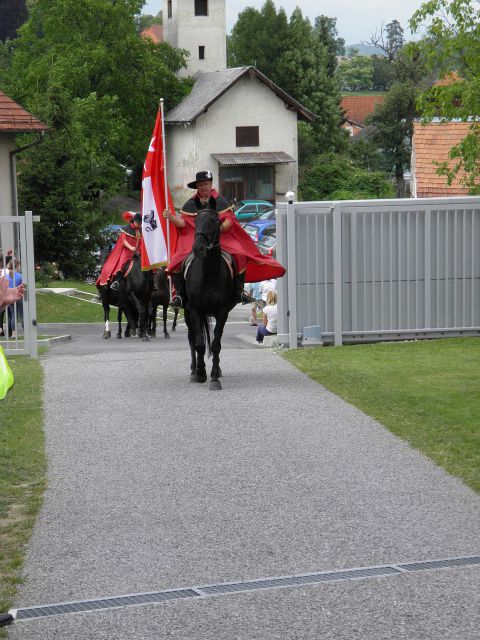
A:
[[241, 291, 255, 305], [110, 281, 120, 291]]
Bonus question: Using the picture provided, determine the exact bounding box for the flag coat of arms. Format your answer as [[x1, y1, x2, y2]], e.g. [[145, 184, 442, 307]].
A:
[[141, 109, 178, 269]]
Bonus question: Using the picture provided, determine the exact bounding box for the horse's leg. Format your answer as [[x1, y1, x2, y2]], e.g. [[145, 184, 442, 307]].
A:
[[184, 309, 197, 382], [122, 298, 138, 337], [210, 311, 229, 390], [102, 297, 111, 339], [116, 307, 123, 338], [189, 312, 207, 383], [130, 292, 149, 342], [149, 303, 156, 338], [171, 308, 178, 332], [162, 304, 169, 338]]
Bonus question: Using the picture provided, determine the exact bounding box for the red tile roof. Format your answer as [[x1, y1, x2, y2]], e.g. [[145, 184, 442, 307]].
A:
[[141, 24, 163, 43], [0, 90, 48, 133], [413, 121, 471, 197], [341, 95, 384, 127]]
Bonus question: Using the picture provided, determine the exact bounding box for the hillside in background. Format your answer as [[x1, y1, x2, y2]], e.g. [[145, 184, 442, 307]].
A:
[[346, 43, 387, 56]]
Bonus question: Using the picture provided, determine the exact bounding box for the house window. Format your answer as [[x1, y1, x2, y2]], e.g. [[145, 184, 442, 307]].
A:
[[236, 126, 259, 147], [167, 0, 172, 18], [199, 46, 205, 60], [195, 0, 208, 16]]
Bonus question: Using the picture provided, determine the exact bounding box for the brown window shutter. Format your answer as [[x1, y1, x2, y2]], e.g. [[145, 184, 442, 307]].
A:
[[236, 126, 259, 147]]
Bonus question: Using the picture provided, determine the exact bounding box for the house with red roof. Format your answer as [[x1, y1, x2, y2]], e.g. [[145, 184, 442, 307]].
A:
[[0, 89, 48, 247], [140, 24, 163, 43], [340, 94, 384, 136], [410, 120, 471, 197]]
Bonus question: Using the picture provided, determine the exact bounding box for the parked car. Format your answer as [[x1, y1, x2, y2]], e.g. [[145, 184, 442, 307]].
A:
[[234, 200, 274, 222], [243, 219, 276, 243], [257, 232, 277, 259]]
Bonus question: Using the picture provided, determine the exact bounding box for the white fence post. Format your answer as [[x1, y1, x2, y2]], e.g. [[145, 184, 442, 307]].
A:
[[287, 198, 297, 349], [332, 203, 343, 346], [25, 211, 38, 358]]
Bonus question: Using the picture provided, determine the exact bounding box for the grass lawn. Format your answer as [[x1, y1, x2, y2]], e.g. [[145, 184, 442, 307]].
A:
[[283, 338, 480, 493], [0, 356, 45, 624], [36, 279, 97, 294], [36, 290, 104, 323]]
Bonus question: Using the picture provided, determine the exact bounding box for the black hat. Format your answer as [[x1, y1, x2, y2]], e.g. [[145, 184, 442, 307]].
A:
[[133, 212, 142, 223], [187, 170, 213, 189]]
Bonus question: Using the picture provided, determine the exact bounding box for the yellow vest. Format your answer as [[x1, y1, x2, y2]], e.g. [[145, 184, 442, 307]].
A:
[[0, 345, 14, 400]]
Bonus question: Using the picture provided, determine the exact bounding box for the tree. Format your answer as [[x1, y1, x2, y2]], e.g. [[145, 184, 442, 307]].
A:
[[371, 55, 395, 91], [336, 55, 374, 91], [18, 86, 125, 277], [410, 0, 480, 192], [369, 20, 405, 62], [228, 2, 345, 154], [366, 81, 420, 197], [135, 10, 162, 33], [0, 0, 28, 41], [0, 0, 190, 274], [313, 15, 345, 76], [298, 152, 393, 201]]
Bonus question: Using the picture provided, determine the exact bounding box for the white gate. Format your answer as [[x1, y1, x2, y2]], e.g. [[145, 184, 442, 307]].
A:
[[0, 211, 39, 357], [277, 197, 480, 347]]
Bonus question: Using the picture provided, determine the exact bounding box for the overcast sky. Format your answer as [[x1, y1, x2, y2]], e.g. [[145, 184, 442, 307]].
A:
[[142, 0, 426, 44]]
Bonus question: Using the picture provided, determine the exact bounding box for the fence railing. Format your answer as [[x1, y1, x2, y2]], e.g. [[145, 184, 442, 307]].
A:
[[276, 197, 480, 347], [0, 212, 39, 357]]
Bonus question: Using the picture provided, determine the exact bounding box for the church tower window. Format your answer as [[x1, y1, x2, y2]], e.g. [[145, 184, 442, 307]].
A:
[[195, 0, 208, 16], [167, 0, 172, 18], [199, 46, 205, 60]]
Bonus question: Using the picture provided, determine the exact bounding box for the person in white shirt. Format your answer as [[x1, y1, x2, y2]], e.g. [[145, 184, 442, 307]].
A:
[[256, 290, 278, 343], [259, 278, 276, 304]]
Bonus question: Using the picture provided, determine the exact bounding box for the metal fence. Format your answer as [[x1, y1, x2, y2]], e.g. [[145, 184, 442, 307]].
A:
[[276, 197, 480, 348], [0, 211, 39, 357]]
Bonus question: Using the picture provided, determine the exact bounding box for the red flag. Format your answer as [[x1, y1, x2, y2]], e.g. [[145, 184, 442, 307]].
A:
[[141, 109, 178, 269]]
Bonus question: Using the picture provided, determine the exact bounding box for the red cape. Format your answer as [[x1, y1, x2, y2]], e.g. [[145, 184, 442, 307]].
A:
[[167, 210, 285, 282], [96, 228, 141, 286]]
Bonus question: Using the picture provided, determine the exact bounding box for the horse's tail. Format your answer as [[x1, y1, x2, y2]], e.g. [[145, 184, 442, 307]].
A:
[[203, 316, 212, 358]]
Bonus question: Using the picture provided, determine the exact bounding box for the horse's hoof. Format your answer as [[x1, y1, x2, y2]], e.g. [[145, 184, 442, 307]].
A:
[[131, 330, 136, 337], [190, 373, 196, 383], [171, 327, 176, 332], [164, 333, 170, 339], [210, 379, 222, 391], [142, 335, 150, 342], [103, 331, 111, 339], [196, 372, 207, 383]]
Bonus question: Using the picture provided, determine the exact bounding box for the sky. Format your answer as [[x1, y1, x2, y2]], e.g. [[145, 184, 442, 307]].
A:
[[141, 0, 426, 44]]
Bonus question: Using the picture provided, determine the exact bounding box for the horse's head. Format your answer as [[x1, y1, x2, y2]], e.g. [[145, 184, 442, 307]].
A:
[[193, 208, 220, 259]]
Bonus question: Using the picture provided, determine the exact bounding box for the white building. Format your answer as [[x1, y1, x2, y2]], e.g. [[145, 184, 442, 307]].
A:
[[162, 0, 314, 207]]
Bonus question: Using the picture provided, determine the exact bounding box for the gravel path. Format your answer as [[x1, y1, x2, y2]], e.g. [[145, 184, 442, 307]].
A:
[[9, 325, 480, 639]]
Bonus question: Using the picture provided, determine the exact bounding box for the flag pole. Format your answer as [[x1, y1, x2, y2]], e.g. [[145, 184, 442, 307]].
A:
[[159, 98, 171, 262]]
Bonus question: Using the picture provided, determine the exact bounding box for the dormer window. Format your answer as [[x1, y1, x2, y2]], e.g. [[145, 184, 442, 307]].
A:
[[195, 0, 208, 16]]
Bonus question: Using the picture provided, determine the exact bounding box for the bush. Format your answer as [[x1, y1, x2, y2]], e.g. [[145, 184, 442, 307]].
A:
[[36, 262, 61, 287], [298, 152, 394, 201]]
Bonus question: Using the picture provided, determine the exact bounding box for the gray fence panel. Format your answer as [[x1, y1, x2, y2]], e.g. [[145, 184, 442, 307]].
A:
[[278, 197, 480, 347]]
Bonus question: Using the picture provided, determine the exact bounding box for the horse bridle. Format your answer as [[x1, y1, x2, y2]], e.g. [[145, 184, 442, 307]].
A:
[[194, 212, 221, 251]]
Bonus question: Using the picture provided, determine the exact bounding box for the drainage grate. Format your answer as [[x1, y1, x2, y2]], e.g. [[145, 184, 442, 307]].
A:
[[10, 555, 480, 622], [14, 589, 199, 621], [397, 555, 480, 573]]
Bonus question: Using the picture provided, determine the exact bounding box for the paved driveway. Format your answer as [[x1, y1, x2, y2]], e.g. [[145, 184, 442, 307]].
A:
[[9, 312, 480, 639]]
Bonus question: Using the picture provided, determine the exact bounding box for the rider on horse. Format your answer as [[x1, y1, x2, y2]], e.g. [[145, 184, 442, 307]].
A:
[[96, 212, 142, 292], [164, 170, 285, 309]]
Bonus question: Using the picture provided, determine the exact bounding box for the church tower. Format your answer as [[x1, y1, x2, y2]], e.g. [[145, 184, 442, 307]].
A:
[[163, 0, 227, 77]]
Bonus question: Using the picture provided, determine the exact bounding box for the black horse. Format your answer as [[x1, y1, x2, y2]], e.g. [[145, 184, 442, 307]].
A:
[[99, 253, 153, 341], [148, 268, 178, 338], [183, 207, 234, 390]]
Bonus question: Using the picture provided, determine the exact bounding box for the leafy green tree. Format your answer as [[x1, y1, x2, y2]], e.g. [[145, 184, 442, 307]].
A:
[[298, 152, 393, 201], [18, 86, 124, 277], [0, 0, 190, 274], [313, 15, 345, 76], [410, 0, 480, 192], [371, 54, 394, 90], [336, 55, 374, 91], [366, 81, 420, 197]]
